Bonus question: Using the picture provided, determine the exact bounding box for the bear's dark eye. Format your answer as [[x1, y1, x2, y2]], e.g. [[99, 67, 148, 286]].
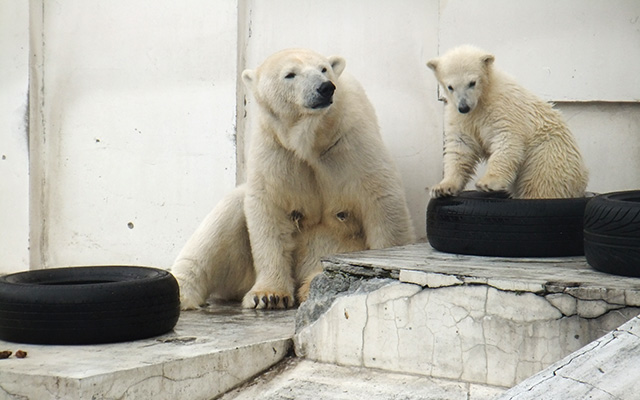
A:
[[447, 85, 454, 91], [469, 81, 476, 88], [285, 72, 296, 79], [321, 67, 328, 73]]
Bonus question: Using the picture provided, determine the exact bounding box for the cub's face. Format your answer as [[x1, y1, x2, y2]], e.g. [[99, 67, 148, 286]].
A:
[[438, 72, 483, 114], [427, 46, 495, 115], [242, 49, 346, 117]]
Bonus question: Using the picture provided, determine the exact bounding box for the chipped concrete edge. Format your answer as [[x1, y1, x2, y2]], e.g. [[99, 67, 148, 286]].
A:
[[295, 269, 395, 332]]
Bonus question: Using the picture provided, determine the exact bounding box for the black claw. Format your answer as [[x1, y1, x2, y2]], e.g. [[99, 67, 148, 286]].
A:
[[262, 295, 268, 307], [269, 295, 276, 307], [274, 295, 280, 306], [253, 296, 259, 308], [283, 297, 290, 308]]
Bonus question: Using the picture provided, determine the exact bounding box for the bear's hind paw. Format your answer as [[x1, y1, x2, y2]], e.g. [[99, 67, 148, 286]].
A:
[[179, 294, 205, 311]]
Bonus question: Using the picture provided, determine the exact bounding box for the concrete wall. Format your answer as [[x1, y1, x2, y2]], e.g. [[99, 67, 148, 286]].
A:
[[26, 0, 239, 270], [1, 1, 639, 273]]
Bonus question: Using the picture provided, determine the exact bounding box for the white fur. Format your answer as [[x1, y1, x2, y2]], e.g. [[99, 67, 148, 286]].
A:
[[172, 48, 415, 310], [427, 45, 588, 199]]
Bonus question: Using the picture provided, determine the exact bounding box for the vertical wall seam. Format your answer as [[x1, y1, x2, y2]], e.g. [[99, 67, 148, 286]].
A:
[[234, 0, 250, 186], [28, 0, 47, 269], [38, 0, 47, 269]]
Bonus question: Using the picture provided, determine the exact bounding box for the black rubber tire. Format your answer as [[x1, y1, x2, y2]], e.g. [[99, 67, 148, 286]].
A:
[[0, 266, 180, 345], [584, 190, 640, 277], [427, 191, 591, 257]]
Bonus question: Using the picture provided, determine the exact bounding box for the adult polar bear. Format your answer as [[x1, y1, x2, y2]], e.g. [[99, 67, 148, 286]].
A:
[[427, 45, 588, 199], [172, 49, 415, 310]]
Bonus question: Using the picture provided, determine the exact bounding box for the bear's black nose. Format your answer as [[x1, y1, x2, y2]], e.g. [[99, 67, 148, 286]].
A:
[[458, 104, 470, 114], [317, 81, 336, 99]]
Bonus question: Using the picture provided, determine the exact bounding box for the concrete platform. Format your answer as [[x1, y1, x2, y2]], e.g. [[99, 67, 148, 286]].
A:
[[295, 243, 640, 387], [0, 302, 296, 400]]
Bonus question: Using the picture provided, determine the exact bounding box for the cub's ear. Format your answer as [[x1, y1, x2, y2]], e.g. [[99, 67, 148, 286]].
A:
[[241, 69, 256, 91], [426, 58, 438, 71], [482, 54, 495, 66], [328, 55, 346, 78]]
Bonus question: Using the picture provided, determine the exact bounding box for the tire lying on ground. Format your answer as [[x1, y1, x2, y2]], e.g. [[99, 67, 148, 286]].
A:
[[584, 190, 640, 277], [427, 190, 592, 257], [0, 266, 180, 345]]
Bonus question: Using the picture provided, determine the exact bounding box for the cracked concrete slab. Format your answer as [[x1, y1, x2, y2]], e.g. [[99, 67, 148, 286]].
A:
[[0, 302, 296, 400], [322, 243, 640, 315]]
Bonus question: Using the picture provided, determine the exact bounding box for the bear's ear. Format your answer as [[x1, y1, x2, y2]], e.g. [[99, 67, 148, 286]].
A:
[[328, 55, 346, 78], [482, 54, 495, 67], [426, 58, 438, 71], [241, 69, 256, 91]]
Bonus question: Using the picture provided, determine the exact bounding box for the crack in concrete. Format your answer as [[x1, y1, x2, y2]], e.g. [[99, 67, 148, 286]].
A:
[[546, 334, 613, 384], [362, 291, 370, 367]]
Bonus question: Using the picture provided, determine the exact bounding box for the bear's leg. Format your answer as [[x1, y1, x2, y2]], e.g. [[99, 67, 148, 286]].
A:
[[171, 186, 255, 310], [431, 130, 479, 198], [512, 135, 588, 199], [241, 193, 300, 309], [476, 133, 525, 194]]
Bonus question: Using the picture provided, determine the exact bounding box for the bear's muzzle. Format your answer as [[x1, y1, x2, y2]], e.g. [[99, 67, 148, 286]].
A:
[[310, 81, 336, 109]]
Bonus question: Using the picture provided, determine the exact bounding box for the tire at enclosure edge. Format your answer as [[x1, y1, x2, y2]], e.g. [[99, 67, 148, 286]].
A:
[[426, 191, 591, 257], [0, 266, 180, 345], [584, 190, 640, 277]]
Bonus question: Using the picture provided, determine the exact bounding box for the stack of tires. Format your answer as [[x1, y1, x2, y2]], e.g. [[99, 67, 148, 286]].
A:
[[427, 190, 640, 277]]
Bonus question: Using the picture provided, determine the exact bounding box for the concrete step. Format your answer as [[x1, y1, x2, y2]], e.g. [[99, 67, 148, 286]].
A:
[[0, 302, 296, 400], [219, 357, 505, 400]]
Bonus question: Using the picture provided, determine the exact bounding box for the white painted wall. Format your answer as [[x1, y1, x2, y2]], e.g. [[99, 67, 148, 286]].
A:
[[0, 1, 29, 272], [26, 0, 239, 271], [1, 1, 639, 274], [439, 0, 640, 101]]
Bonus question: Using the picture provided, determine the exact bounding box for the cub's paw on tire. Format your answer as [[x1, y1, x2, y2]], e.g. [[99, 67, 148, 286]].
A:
[[584, 190, 640, 277], [0, 266, 180, 345], [427, 190, 592, 257]]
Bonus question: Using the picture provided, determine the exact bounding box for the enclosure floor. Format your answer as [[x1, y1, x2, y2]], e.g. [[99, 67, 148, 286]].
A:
[[1, 243, 638, 399]]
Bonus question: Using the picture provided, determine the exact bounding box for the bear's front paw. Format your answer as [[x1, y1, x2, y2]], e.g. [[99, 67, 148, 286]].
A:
[[476, 174, 509, 193], [242, 290, 295, 310], [430, 180, 463, 198]]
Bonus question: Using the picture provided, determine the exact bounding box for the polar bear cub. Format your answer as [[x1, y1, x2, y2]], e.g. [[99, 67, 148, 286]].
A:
[[171, 48, 415, 310], [427, 45, 588, 199]]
